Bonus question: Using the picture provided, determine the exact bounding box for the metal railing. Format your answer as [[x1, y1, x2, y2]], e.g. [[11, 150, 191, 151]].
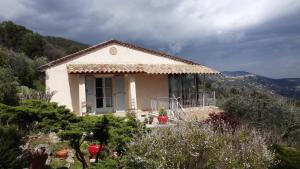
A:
[[150, 91, 216, 121], [181, 91, 216, 107]]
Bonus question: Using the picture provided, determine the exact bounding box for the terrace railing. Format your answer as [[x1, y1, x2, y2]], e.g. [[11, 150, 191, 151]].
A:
[[150, 91, 216, 121]]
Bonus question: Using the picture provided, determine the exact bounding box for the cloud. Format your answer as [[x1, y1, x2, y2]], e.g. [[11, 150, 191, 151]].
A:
[[0, 0, 299, 78]]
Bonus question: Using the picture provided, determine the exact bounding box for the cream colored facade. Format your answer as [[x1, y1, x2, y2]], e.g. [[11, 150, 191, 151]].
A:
[[45, 43, 187, 115]]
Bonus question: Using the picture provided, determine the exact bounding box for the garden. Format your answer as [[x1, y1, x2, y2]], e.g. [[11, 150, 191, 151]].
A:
[[1, 98, 299, 169]]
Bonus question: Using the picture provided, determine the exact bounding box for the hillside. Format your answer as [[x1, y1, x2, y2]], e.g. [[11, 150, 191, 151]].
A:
[[43, 36, 89, 60], [218, 71, 300, 100], [0, 20, 89, 60], [0, 21, 90, 97]]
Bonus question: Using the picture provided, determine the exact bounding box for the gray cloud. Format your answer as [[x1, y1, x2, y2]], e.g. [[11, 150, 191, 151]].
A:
[[0, 0, 299, 78]]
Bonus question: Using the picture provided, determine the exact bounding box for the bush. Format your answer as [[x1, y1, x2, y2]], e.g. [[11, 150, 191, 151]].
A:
[[0, 126, 26, 169], [206, 112, 241, 132], [91, 158, 118, 169], [221, 91, 300, 147], [59, 114, 142, 169], [271, 144, 300, 169], [0, 100, 78, 132], [123, 122, 275, 169]]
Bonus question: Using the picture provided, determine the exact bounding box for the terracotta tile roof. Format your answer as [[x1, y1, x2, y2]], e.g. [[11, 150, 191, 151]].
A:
[[39, 39, 200, 71], [67, 64, 220, 74]]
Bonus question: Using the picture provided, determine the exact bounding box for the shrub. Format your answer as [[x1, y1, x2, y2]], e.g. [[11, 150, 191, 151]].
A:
[[59, 114, 142, 169], [221, 92, 300, 147], [91, 158, 119, 169], [123, 122, 275, 169], [0, 126, 26, 169], [206, 112, 241, 132], [271, 144, 300, 169], [0, 100, 78, 132]]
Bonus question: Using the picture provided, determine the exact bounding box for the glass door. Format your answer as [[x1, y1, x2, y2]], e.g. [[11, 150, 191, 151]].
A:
[[96, 77, 113, 113]]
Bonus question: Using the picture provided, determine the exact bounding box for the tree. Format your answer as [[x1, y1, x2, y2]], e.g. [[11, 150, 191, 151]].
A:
[[20, 32, 44, 59], [6, 51, 35, 87], [93, 115, 110, 162], [0, 68, 19, 105], [0, 21, 31, 50], [0, 46, 8, 66], [59, 129, 89, 169]]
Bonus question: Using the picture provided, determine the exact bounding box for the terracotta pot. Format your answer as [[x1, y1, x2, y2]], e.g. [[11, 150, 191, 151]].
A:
[[158, 115, 168, 124], [88, 144, 104, 156], [56, 148, 68, 160]]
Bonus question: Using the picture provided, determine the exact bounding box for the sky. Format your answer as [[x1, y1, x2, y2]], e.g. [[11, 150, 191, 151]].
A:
[[0, 0, 300, 78]]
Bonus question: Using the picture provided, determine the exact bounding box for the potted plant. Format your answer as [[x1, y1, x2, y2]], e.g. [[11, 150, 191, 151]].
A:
[[157, 108, 168, 124], [88, 143, 104, 157], [56, 147, 68, 160]]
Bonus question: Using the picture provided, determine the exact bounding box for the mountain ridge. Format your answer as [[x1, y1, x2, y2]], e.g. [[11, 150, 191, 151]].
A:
[[219, 71, 300, 100]]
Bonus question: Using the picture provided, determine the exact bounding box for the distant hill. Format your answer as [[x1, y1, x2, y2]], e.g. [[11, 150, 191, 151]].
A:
[[222, 71, 254, 77], [0, 20, 89, 60], [217, 71, 300, 100], [43, 36, 89, 60]]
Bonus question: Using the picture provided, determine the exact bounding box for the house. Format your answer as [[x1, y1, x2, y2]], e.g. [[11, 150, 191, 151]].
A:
[[39, 40, 219, 116]]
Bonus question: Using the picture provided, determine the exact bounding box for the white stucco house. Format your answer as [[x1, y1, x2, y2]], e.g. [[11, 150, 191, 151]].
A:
[[39, 40, 219, 116]]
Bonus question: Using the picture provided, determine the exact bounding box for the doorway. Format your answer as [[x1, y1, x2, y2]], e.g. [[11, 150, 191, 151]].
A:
[[95, 77, 113, 113]]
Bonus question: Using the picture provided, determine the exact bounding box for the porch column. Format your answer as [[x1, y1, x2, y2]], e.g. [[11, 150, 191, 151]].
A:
[[79, 75, 86, 116], [129, 75, 137, 112]]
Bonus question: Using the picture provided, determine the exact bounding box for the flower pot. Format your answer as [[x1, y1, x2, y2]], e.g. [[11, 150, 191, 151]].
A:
[[56, 148, 68, 160], [158, 115, 168, 124], [88, 144, 104, 156]]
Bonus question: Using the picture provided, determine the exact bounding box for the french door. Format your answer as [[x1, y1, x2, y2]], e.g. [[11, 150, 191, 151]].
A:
[[96, 77, 113, 113]]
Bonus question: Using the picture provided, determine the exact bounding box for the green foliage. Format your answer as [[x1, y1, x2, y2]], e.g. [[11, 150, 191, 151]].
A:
[[221, 91, 300, 147], [0, 100, 78, 132], [58, 114, 141, 168], [20, 32, 44, 58], [0, 21, 44, 59], [123, 122, 275, 169], [0, 68, 19, 105], [158, 108, 167, 116], [6, 51, 35, 87], [0, 46, 8, 66], [0, 20, 89, 105], [93, 115, 110, 145], [0, 45, 46, 91], [91, 158, 118, 169], [0, 126, 26, 169], [0, 21, 89, 60], [271, 144, 300, 169], [0, 21, 32, 51]]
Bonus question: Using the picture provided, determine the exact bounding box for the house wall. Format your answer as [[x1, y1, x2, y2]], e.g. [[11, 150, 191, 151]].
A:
[[135, 74, 169, 111], [45, 44, 186, 114]]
